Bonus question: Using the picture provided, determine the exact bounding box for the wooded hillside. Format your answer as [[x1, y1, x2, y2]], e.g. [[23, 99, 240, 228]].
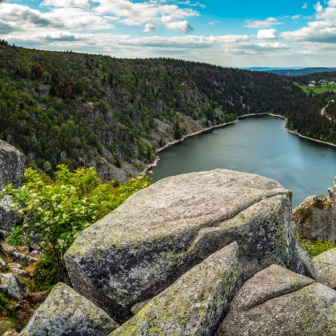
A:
[[1, 40, 335, 182]]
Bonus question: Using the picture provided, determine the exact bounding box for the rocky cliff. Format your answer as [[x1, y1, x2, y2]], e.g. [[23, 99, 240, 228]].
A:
[[293, 177, 336, 241]]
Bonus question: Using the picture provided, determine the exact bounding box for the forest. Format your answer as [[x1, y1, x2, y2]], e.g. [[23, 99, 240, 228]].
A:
[[1, 40, 336, 182]]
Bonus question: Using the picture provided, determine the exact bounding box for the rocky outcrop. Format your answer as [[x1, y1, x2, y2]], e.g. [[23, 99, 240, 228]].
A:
[[0, 140, 25, 191], [313, 248, 336, 289], [65, 169, 307, 323], [293, 177, 336, 241], [110, 242, 242, 336], [217, 264, 336, 336], [19, 283, 119, 336], [0, 141, 25, 235]]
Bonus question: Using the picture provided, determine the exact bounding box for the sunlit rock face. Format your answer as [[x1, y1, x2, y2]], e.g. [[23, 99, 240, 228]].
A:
[[65, 169, 306, 323]]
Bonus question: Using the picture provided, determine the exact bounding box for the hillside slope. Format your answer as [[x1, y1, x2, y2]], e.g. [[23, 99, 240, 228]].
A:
[[0, 40, 335, 182]]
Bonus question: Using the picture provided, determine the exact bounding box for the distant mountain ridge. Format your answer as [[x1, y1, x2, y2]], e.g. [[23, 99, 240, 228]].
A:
[[247, 67, 336, 77]]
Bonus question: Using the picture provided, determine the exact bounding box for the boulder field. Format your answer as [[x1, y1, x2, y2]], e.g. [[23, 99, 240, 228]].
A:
[[14, 169, 336, 335]]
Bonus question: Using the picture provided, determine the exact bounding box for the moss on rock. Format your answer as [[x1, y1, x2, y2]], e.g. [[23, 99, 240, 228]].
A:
[[19, 283, 118, 336], [110, 242, 241, 336]]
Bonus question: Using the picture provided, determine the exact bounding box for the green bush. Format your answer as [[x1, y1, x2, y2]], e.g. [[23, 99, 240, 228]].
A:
[[34, 256, 64, 291], [1, 165, 152, 283], [297, 234, 336, 256]]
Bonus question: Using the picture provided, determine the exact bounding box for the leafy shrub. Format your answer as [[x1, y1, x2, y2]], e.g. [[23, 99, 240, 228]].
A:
[[1, 165, 151, 283], [313, 194, 327, 209], [34, 256, 64, 291], [297, 234, 336, 256]]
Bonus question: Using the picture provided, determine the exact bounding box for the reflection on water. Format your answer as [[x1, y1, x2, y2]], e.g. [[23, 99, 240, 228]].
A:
[[151, 116, 336, 207]]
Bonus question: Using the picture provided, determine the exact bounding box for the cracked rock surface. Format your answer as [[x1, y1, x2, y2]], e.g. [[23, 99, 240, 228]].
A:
[[313, 248, 336, 289], [217, 264, 336, 336], [65, 169, 306, 323], [110, 242, 242, 336]]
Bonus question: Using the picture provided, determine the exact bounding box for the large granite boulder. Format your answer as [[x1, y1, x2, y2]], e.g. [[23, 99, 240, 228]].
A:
[[110, 242, 242, 336], [217, 264, 336, 335], [313, 248, 336, 289], [65, 169, 306, 323], [19, 283, 119, 336], [0, 140, 25, 191]]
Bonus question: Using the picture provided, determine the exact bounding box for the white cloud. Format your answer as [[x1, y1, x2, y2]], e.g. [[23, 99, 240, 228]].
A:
[[245, 17, 284, 28], [92, 0, 199, 28], [143, 23, 157, 32], [302, 2, 308, 8], [0, 3, 114, 35], [291, 15, 301, 19], [209, 21, 220, 25], [41, 0, 90, 8], [313, 1, 323, 12], [257, 29, 277, 39], [282, 0, 336, 43], [165, 20, 193, 33]]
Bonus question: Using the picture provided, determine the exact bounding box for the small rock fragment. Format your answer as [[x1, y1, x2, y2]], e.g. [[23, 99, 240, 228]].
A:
[[0, 273, 28, 300], [13, 252, 38, 266]]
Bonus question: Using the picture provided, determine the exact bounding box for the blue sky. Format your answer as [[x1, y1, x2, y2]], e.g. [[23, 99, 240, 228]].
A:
[[1, 0, 336, 67]]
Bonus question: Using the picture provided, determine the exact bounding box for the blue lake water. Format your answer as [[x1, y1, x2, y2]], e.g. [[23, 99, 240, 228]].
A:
[[151, 116, 336, 207]]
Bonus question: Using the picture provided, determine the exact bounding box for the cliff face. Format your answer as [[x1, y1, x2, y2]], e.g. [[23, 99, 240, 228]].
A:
[[293, 178, 336, 241]]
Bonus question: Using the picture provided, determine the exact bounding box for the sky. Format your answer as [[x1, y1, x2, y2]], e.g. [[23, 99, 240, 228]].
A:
[[1, 0, 336, 67]]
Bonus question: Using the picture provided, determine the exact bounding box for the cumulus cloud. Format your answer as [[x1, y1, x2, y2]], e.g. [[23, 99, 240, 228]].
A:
[[41, 0, 90, 8], [313, 1, 323, 12], [165, 20, 193, 33], [302, 2, 308, 9], [257, 29, 277, 39], [245, 17, 284, 28], [282, 0, 336, 43], [0, 3, 114, 35], [143, 23, 157, 32], [92, 0, 199, 27], [291, 15, 301, 20]]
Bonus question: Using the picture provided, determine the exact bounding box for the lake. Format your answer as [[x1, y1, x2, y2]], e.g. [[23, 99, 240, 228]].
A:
[[151, 115, 336, 208]]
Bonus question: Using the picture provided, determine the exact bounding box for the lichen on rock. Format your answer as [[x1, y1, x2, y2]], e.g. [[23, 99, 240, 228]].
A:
[[110, 242, 242, 336], [0, 140, 25, 191], [65, 169, 306, 323], [19, 283, 119, 336], [313, 248, 336, 289], [217, 264, 336, 336]]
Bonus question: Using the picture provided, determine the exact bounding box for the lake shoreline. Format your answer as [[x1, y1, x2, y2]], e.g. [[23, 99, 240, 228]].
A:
[[142, 113, 336, 174]]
